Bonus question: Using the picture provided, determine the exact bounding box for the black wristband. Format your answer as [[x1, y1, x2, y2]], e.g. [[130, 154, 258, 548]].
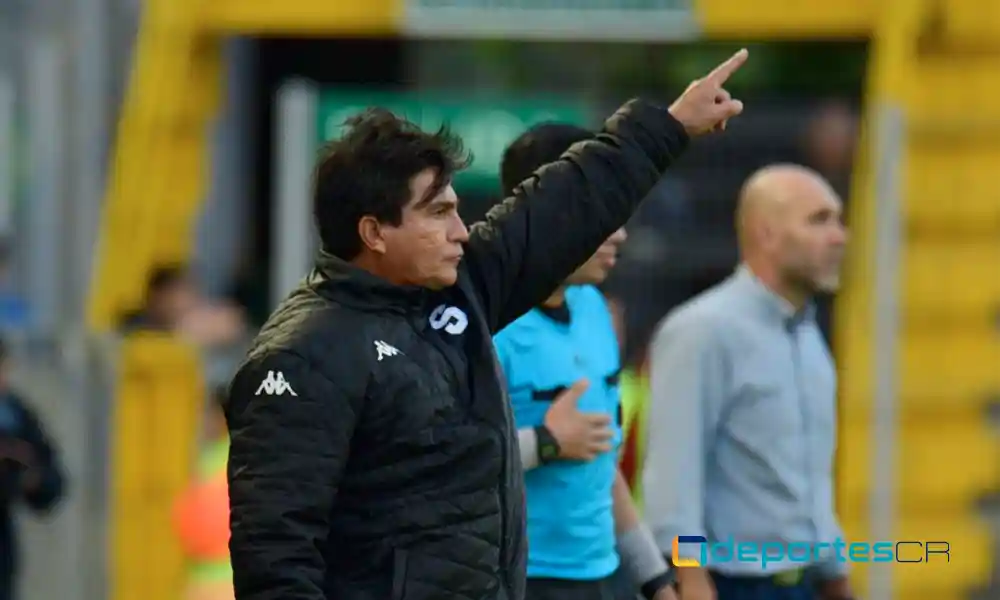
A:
[[533, 425, 560, 464], [640, 570, 675, 600]]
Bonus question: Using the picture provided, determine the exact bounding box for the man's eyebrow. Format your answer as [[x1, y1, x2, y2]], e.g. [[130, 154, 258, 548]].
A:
[[416, 195, 458, 211], [413, 188, 440, 209], [413, 172, 457, 209]]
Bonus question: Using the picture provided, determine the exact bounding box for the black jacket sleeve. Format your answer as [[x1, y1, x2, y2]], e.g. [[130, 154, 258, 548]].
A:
[[463, 99, 689, 332], [226, 351, 363, 600], [10, 395, 64, 512]]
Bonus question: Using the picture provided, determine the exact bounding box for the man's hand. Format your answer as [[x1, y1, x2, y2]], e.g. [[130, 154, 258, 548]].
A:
[[653, 585, 679, 600], [653, 585, 677, 600], [669, 48, 748, 136], [677, 568, 716, 600], [0, 438, 35, 468], [0, 438, 43, 493], [543, 379, 613, 461]]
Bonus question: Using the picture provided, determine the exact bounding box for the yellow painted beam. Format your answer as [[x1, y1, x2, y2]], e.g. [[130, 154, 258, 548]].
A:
[[111, 334, 204, 600], [200, 0, 402, 35], [694, 0, 875, 38], [937, 0, 1000, 48], [833, 3, 927, 597]]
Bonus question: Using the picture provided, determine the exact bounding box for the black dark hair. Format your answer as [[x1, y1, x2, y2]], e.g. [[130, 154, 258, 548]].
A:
[[146, 264, 188, 299], [500, 122, 593, 197], [313, 108, 471, 260]]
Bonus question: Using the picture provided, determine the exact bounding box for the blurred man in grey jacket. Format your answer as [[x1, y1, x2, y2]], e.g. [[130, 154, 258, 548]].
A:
[[644, 165, 852, 600]]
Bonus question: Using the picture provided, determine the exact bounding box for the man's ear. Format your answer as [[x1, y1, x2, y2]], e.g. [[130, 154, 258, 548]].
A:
[[758, 219, 779, 250], [358, 216, 387, 255]]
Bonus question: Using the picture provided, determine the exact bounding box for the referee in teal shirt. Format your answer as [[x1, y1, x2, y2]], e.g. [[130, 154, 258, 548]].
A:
[[493, 124, 675, 600]]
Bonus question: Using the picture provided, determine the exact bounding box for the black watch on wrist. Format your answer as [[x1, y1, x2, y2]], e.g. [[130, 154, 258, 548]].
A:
[[534, 425, 561, 464], [641, 570, 676, 600]]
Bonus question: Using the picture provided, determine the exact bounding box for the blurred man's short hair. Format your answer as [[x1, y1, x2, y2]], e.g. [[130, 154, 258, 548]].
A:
[[500, 123, 593, 197], [146, 264, 189, 299]]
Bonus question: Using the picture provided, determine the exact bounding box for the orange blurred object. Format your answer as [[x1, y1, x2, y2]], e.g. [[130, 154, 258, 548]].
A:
[[173, 474, 230, 560], [184, 580, 234, 600]]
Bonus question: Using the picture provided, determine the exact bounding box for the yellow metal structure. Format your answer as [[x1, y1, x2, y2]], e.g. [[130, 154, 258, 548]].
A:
[[88, 0, 404, 332], [111, 333, 205, 600], [835, 0, 1000, 598], [88, 0, 224, 331], [695, 0, 874, 37], [202, 0, 401, 35]]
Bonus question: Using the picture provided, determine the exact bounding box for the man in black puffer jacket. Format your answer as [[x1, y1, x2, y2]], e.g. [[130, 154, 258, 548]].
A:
[[225, 50, 748, 600]]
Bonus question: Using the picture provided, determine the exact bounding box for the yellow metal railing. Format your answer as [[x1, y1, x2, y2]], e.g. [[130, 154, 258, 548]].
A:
[[111, 333, 205, 600]]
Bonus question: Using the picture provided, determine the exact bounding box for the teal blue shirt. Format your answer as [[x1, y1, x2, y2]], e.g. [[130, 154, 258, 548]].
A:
[[494, 285, 621, 580]]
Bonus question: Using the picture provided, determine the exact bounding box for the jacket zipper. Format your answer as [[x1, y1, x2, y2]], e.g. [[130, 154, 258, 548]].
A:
[[411, 320, 510, 594], [494, 418, 511, 597], [478, 345, 510, 596]]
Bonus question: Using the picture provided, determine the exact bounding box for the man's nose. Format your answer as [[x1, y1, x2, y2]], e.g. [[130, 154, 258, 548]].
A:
[[830, 224, 848, 245], [451, 214, 470, 243]]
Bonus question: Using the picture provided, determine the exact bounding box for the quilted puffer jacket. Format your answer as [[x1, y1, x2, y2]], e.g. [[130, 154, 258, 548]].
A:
[[224, 98, 689, 600]]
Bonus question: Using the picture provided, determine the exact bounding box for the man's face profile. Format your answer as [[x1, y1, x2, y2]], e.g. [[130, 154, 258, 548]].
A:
[[779, 186, 847, 294], [379, 168, 470, 290]]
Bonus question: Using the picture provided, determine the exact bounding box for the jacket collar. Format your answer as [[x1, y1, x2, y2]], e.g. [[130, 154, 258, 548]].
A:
[[733, 264, 816, 328], [312, 252, 430, 315]]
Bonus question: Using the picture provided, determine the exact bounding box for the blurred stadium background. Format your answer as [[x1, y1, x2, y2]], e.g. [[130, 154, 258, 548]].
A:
[[0, 0, 998, 600]]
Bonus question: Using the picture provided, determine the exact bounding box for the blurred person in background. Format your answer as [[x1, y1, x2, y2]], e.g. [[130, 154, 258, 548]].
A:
[[225, 50, 748, 600], [616, 344, 651, 511], [229, 254, 272, 330], [174, 387, 233, 600], [494, 124, 675, 600], [644, 165, 850, 600], [121, 264, 198, 333], [799, 100, 857, 200], [122, 264, 247, 348], [0, 241, 29, 332], [0, 337, 65, 600], [799, 100, 857, 345]]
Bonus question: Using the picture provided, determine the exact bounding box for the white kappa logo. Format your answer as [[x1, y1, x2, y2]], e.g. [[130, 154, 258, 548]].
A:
[[255, 371, 297, 396], [375, 340, 401, 361]]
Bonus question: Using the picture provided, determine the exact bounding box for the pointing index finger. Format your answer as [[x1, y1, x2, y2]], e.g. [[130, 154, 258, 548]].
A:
[[705, 48, 749, 86]]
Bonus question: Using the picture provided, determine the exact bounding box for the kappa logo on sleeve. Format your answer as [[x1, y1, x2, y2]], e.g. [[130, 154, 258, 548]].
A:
[[255, 371, 297, 396]]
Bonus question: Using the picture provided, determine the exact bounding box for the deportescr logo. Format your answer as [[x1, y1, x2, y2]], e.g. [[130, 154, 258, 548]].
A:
[[375, 340, 401, 361], [255, 371, 297, 396]]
